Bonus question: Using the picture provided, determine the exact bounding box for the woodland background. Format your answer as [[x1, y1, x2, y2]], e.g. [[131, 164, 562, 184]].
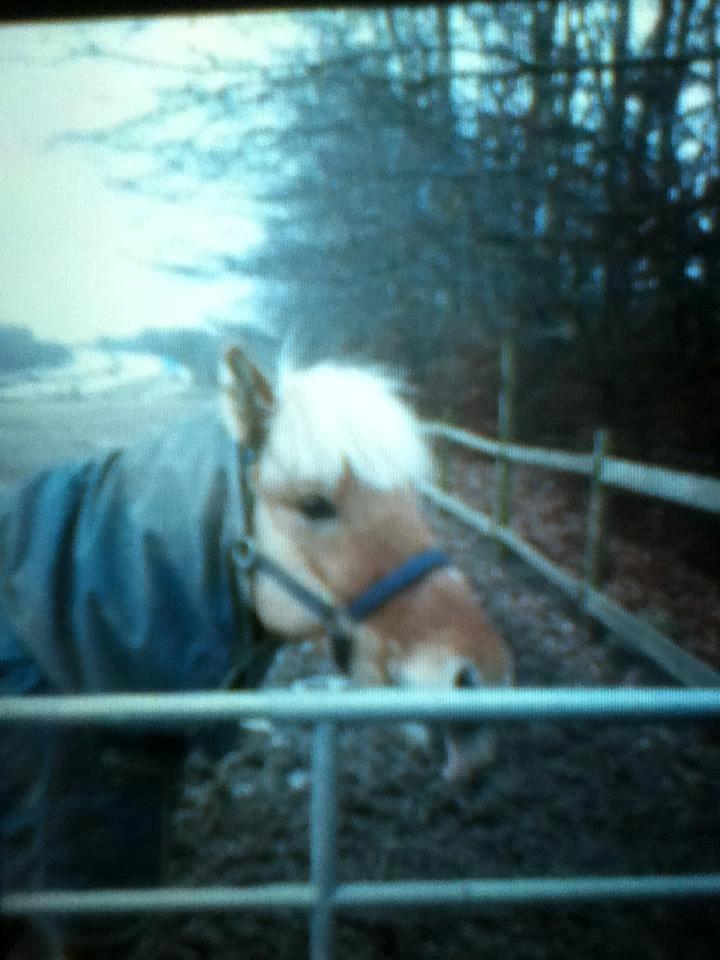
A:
[[68, 0, 720, 471], [2, 2, 719, 600], [4, 2, 719, 467]]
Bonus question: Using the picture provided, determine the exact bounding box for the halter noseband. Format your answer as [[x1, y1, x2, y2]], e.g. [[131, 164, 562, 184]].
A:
[[229, 442, 449, 675]]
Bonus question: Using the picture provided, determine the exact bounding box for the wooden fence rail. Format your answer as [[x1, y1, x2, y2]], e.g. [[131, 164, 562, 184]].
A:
[[420, 423, 720, 688], [424, 422, 720, 515]]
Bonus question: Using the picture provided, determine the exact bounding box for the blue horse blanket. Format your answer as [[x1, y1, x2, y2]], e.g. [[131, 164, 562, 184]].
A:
[[0, 412, 276, 946]]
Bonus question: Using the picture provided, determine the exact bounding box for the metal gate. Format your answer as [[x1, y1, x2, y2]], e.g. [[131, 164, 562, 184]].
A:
[[2, 686, 720, 960]]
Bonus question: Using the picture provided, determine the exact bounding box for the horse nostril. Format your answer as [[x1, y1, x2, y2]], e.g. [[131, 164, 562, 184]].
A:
[[454, 664, 481, 689]]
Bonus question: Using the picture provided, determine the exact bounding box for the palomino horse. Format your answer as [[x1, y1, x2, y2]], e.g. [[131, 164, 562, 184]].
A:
[[220, 345, 513, 777], [0, 344, 512, 958]]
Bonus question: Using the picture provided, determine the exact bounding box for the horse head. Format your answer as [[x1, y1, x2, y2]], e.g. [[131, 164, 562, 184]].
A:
[[220, 345, 513, 781]]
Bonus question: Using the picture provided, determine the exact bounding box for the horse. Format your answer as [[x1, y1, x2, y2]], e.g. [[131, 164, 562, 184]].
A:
[[0, 343, 512, 959]]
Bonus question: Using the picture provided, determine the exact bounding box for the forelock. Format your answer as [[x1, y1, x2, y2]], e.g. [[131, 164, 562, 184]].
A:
[[261, 362, 433, 491]]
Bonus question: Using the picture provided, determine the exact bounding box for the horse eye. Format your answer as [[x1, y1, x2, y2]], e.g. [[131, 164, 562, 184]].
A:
[[298, 495, 337, 522]]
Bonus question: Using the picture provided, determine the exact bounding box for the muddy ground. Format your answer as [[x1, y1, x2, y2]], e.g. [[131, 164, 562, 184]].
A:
[[129, 507, 720, 960], [3, 389, 719, 960]]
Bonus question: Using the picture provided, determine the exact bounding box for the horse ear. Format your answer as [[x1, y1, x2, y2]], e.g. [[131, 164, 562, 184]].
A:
[[220, 345, 275, 447]]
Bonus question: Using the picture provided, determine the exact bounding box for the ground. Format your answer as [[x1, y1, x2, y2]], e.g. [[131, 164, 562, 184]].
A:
[[126, 514, 720, 960], [2, 387, 719, 960]]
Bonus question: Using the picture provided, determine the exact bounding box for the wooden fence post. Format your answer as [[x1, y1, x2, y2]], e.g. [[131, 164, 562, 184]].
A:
[[582, 428, 611, 621], [437, 405, 451, 491], [495, 335, 517, 556], [437, 440, 449, 491]]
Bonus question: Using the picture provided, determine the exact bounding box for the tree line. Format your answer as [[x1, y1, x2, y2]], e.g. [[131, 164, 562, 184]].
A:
[[78, 1, 719, 462]]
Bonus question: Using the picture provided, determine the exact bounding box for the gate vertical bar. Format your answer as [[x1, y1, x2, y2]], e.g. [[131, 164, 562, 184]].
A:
[[310, 721, 338, 960], [496, 334, 517, 557]]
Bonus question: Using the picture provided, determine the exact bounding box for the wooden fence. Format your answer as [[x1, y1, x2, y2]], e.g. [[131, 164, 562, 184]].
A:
[[421, 419, 720, 687]]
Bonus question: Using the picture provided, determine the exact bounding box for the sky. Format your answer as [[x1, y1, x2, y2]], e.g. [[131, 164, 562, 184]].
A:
[[0, 12, 303, 345], [0, 2, 663, 348]]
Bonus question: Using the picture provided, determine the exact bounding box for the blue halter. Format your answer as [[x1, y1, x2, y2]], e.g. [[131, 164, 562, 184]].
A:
[[232, 537, 449, 674], [230, 443, 449, 675]]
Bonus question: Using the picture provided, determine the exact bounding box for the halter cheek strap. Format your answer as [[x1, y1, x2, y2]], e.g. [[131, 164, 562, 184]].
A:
[[228, 441, 450, 679]]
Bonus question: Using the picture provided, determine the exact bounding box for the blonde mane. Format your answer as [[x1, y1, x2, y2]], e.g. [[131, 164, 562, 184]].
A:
[[261, 362, 434, 492]]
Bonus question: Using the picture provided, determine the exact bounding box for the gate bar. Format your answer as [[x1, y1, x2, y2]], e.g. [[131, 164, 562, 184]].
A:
[[310, 721, 338, 960], [0, 885, 315, 915], [2, 688, 720, 726], [4, 873, 720, 918], [335, 872, 720, 907]]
